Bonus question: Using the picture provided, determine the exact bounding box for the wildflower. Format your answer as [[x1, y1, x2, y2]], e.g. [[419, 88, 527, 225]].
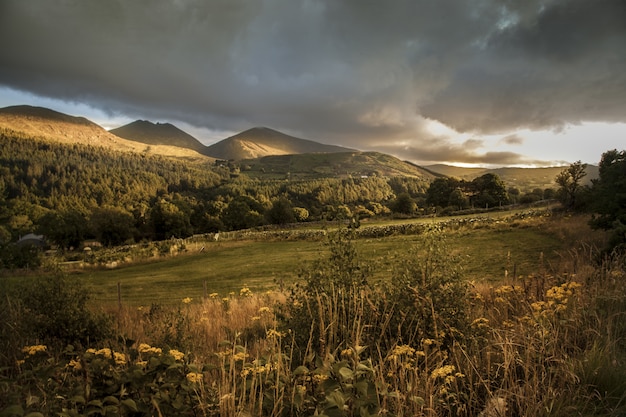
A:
[[113, 352, 127, 366], [430, 365, 455, 380], [209, 292, 219, 298], [138, 343, 162, 355], [341, 348, 353, 358], [266, 329, 285, 338], [16, 359, 25, 366], [313, 374, 329, 384], [232, 351, 248, 362], [169, 349, 185, 361], [186, 372, 204, 384], [95, 348, 113, 359], [86, 348, 97, 354], [182, 297, 193, 304], [258, 306, 272, 314], [389, 344, 416, 359], [67, 358, 82, 370], [240, 287, 253, 297], [422, 339, 435, 347], [22, 345, 47, 356], [251, 316, 261, 321]]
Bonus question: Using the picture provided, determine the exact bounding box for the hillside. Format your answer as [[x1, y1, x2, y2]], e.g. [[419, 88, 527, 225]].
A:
[[110, 120, 211, 156], [0, 105, 211, 162], [426, 164, 599, 191], [206, 127, 354, 160], [241, 151, 438, 180]]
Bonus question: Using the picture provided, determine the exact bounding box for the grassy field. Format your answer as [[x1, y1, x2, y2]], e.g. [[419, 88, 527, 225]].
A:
[[72, 209, 579, 306]]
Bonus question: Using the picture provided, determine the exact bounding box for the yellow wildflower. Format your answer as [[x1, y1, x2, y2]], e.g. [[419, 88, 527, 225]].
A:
[[22, 345, 47, 356], [209, 292, 219, 298], [169, 349, 185, 361], [95, 348, 113, 359], [186, 372, 203, 384], [422, 339, 435, 347], [240, 287, 253, 297], [113, 352, 127, 366], [138, 343, 162, 355], [266, 329, 285, 338], [430, 365, 455, 380], [182, 297, 193, 304], [233, 351, 248, 362], [67, 359, 82, 370], [258, 306, 272, 314]]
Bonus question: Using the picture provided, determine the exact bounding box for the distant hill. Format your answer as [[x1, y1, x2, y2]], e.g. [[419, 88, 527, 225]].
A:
[[110, 120, 211, 156], [240, 151, 438, 181], [426, 164, 599, 191], [206, 127, 354, 160], [0, 105, 211, 161]]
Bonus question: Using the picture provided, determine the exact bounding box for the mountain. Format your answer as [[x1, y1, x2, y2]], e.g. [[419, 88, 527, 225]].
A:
[[0, 105, 211, 161], [206, 127, 355, 160], [426, 164, 599, 191], [240, 151, 438, 181], [110, 120, 210, 156]]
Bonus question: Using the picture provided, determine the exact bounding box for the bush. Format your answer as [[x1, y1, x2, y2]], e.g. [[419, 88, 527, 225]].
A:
[[7, 273, 113, 349]]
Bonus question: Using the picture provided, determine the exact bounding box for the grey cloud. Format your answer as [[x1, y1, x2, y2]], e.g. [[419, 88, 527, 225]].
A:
[[0, 0, 624, 161], [500, 134, 524, 145], [420, 0, 626, 133]]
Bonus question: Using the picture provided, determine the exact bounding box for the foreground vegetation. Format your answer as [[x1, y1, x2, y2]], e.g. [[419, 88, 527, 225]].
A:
[[2, 214, 625, 416]]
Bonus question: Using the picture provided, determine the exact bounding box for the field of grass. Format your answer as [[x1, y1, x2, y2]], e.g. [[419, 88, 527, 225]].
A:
[[3, 211, 624, 416], [74, 209, 578, 306]]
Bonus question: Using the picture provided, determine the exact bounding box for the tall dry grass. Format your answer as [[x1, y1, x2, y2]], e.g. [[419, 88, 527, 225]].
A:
[[3, 215, 625, 416]]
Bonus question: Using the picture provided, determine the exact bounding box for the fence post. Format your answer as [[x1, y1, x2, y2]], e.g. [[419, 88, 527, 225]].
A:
[[117, 282, 122, 311]]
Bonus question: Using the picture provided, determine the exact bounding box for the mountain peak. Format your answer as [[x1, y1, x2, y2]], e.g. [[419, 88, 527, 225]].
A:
[[206, 127, 354, 160], [110, 120, 209, 155], [0, 104, 95, 127]]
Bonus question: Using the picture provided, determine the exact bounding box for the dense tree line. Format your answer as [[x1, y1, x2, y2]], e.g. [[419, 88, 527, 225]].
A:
[[424, 173, 510, 211], [0, 130, 431, 259]]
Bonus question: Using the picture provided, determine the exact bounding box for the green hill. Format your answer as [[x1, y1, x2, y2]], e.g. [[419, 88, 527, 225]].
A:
[[426, 164, 599, 192], [241, 151, 438, 180]]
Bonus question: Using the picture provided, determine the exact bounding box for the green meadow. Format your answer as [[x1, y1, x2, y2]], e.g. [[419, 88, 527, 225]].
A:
[[75, 209, 568, 306]]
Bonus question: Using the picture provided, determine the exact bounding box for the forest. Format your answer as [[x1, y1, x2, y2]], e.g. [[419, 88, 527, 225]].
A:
[[1, 129, 518, 254]]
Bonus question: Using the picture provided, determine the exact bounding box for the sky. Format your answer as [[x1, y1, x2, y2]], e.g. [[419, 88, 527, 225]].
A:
[[1, 0, 625, 167]]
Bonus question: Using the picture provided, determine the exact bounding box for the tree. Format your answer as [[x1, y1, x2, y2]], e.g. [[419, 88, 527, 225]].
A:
[[37, 209, 88, 250], [150, 199, 193, 240], [426, 178, 459, 208], [91, 207, 136, 247], [266, 197, 295, 225], [221, 197, 264, 231], [470, 173, 509, 208], [589, 150, 626, 250], [391, 193, 416, 215], [555, 161, 588, 210], [448, 188, 469, 210]]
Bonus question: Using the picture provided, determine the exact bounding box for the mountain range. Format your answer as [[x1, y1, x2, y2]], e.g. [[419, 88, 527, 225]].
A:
[[0, 104, 588, 189]]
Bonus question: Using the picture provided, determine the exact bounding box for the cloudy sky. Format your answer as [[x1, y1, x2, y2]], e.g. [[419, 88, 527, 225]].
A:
[[1, 0, 625, 167]]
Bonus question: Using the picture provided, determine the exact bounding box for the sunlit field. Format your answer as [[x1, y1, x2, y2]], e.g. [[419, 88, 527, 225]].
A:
[[2, 211, 625, 416]]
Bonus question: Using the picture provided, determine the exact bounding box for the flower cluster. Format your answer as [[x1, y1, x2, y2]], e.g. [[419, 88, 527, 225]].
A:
[[185, 372, 204, 384], [531, 281, 582, 317], [138, 343, 163, 355], [22, 345, 47, 356], [240, 286, 253, 297], [86, 348, 127, 365]]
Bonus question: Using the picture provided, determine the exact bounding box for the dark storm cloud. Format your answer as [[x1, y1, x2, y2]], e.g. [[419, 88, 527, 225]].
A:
[[420, 0, 626, 133], [1, 0, 624, 164]]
